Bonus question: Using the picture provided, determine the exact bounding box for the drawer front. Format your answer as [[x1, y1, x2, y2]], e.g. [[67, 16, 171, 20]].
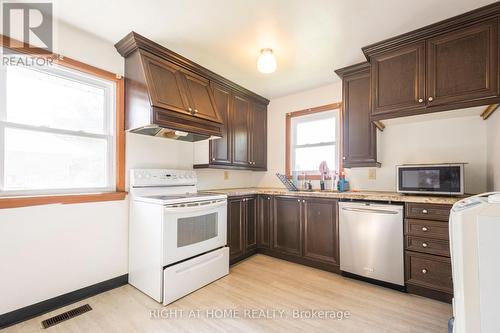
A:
[[405, 236, 450, 257], [163, 247, 229, 305], [405, 219, 449, 240], [405, 251, 453, 293], [405, 203, 452, 221]]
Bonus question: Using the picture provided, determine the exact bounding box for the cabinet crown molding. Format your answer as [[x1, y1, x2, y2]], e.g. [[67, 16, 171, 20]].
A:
[[115, 31, 269, 105], [362, 1, 500, 59], [334, 61, 370, 78]]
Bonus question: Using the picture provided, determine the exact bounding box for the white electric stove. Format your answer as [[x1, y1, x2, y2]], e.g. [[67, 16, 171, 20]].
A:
[[129, 169, 229, 305]]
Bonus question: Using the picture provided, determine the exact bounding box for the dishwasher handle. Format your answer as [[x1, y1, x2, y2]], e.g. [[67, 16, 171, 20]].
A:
[[341, 207, 400, 215]]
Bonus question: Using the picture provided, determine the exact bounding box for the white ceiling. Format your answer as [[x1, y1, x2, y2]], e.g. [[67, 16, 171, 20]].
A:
[[54, 0, 496, 99]]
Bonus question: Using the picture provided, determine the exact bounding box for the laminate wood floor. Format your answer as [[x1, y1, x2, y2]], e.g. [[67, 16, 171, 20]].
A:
[[4, 254, 452, 333]]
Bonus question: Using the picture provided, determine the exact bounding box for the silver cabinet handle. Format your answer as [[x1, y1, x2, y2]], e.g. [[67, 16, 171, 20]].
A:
[[297, 199, 300, 202], [267, 197, 271, 200], [422, 242, 428, 248], [428, 97, 433, 102], [342, 156, 346, 160], [302, 200, 305, 203], [194, 109, 199, 114], [421, 227, 428, 232], [188, 107, 193, 112], [422, 209, 428, 214], [211, 158, 216, 161], [422, 269, 428, 274], [418, 98, 423, 103]]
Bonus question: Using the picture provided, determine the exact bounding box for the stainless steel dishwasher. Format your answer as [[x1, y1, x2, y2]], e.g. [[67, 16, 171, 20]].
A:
[[339, 201, 404, 286]]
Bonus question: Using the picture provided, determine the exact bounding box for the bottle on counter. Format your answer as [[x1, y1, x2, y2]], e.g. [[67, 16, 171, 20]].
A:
[[337, 172, 350, 192]]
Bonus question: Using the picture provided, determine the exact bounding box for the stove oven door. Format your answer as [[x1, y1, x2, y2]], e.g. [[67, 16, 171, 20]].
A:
[[162, 199, 227, 266]]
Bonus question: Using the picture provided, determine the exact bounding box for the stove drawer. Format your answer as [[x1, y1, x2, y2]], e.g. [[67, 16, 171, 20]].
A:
[[163, 247, 229, 305]]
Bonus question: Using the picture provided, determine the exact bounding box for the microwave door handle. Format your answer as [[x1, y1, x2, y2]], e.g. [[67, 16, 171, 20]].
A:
[[164, 200, 226, 213]]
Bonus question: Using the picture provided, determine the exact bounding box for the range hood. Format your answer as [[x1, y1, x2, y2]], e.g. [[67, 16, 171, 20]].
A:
[[115, 32, 224, 142], [130, 126, 220, 142]]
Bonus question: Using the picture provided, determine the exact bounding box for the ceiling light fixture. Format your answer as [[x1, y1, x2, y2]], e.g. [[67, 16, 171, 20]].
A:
[[257, 48, 277, 74]]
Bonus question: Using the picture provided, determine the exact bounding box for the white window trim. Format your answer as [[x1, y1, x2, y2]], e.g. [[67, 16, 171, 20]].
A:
[[0, 63, 117, 196], [290, 109, 340, 174]]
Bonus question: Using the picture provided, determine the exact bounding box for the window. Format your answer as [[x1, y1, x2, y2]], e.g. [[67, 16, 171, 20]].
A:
[[0, 54, 125, 202], [286, 104, 341, 178]]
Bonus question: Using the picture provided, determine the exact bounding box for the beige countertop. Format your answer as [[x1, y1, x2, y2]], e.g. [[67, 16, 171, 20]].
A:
[[202, 187, 464, 205]]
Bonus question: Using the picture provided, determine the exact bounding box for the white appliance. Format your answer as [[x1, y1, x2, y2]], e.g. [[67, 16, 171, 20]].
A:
[[129, 169, 229, 305], [449, 192, 500, 333], [339, 202, 405, 286]]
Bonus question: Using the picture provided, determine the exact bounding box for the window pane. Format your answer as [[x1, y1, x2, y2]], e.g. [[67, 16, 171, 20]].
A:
[[5, 66, 107, 133], [4, 128, 108, 190], [295, 114, 336, 145], [294, 145, 336, 173]]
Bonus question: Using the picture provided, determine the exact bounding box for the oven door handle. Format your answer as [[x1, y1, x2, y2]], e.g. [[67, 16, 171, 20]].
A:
[[164, 200, 226, 213]]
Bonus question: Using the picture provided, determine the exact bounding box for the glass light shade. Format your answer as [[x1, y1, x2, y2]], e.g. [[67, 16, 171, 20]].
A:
[[257, 48, 277, 74]]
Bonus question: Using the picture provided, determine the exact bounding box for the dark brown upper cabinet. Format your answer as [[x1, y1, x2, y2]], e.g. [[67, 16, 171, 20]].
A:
[[232, 95, 252, 167], [362, 3, 500, 120], [196, 91, 268, 171], [335, 62, 380, 168], [142, 52, 221, 122], [115, 32, 268, 141], [249, 102, 267, 169], [209, 83, 232, 165], [370, 42, 426, 117], [141, 53, 192, 115], [426, 19, 498, 107], [182, 70, 222, 123]]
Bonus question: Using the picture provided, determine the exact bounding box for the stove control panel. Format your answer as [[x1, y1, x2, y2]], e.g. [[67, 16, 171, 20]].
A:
[[131, 169, 197, 187]]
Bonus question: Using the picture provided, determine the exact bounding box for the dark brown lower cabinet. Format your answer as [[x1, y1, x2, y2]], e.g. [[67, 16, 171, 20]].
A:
[[303, 198, 339, 265], [269, 196, 339, 271], [272, 196, 302, 256], [257, 195, 272, 249], [404, 203, 453, 303], [227, 196, 257, 264]]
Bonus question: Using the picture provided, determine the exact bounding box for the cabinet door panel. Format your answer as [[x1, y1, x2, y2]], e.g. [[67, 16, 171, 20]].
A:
[[427, 19, 498, 106], [183, 71, 222, 123], [232, 95, 251, 166], [257, 195, 272, 249], [342, 66, 378, 167], [245, 197, 257, 251], [228, 199, 244, 261], [273, 196, 301, 256], [371, 42, 425, 117], [210, 84, 231, 164], [141, 54, 191, 114], [250, 102, 267, 169], [303, 198, 339, 264]]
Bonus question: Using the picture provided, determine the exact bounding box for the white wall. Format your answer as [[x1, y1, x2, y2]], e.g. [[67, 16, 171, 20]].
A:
[[487, 110, 500, 191], [346, 110, 487, 194], [253, 82, 342, 187], [126, 132, 255, 190], [0, 20, 128, 315], [254, 83, 489, 195]]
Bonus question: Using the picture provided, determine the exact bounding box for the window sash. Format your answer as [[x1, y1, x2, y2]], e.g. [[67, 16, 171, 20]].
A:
[[290, 110, 339, 174], [0, 64, 117, 196]]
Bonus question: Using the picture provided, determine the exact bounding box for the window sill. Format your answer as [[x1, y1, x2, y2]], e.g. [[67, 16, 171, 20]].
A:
[[0, 191, 128, 209]]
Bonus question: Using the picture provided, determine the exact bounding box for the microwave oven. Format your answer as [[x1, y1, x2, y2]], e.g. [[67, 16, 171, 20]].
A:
[[396, 164, 464, 196]]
